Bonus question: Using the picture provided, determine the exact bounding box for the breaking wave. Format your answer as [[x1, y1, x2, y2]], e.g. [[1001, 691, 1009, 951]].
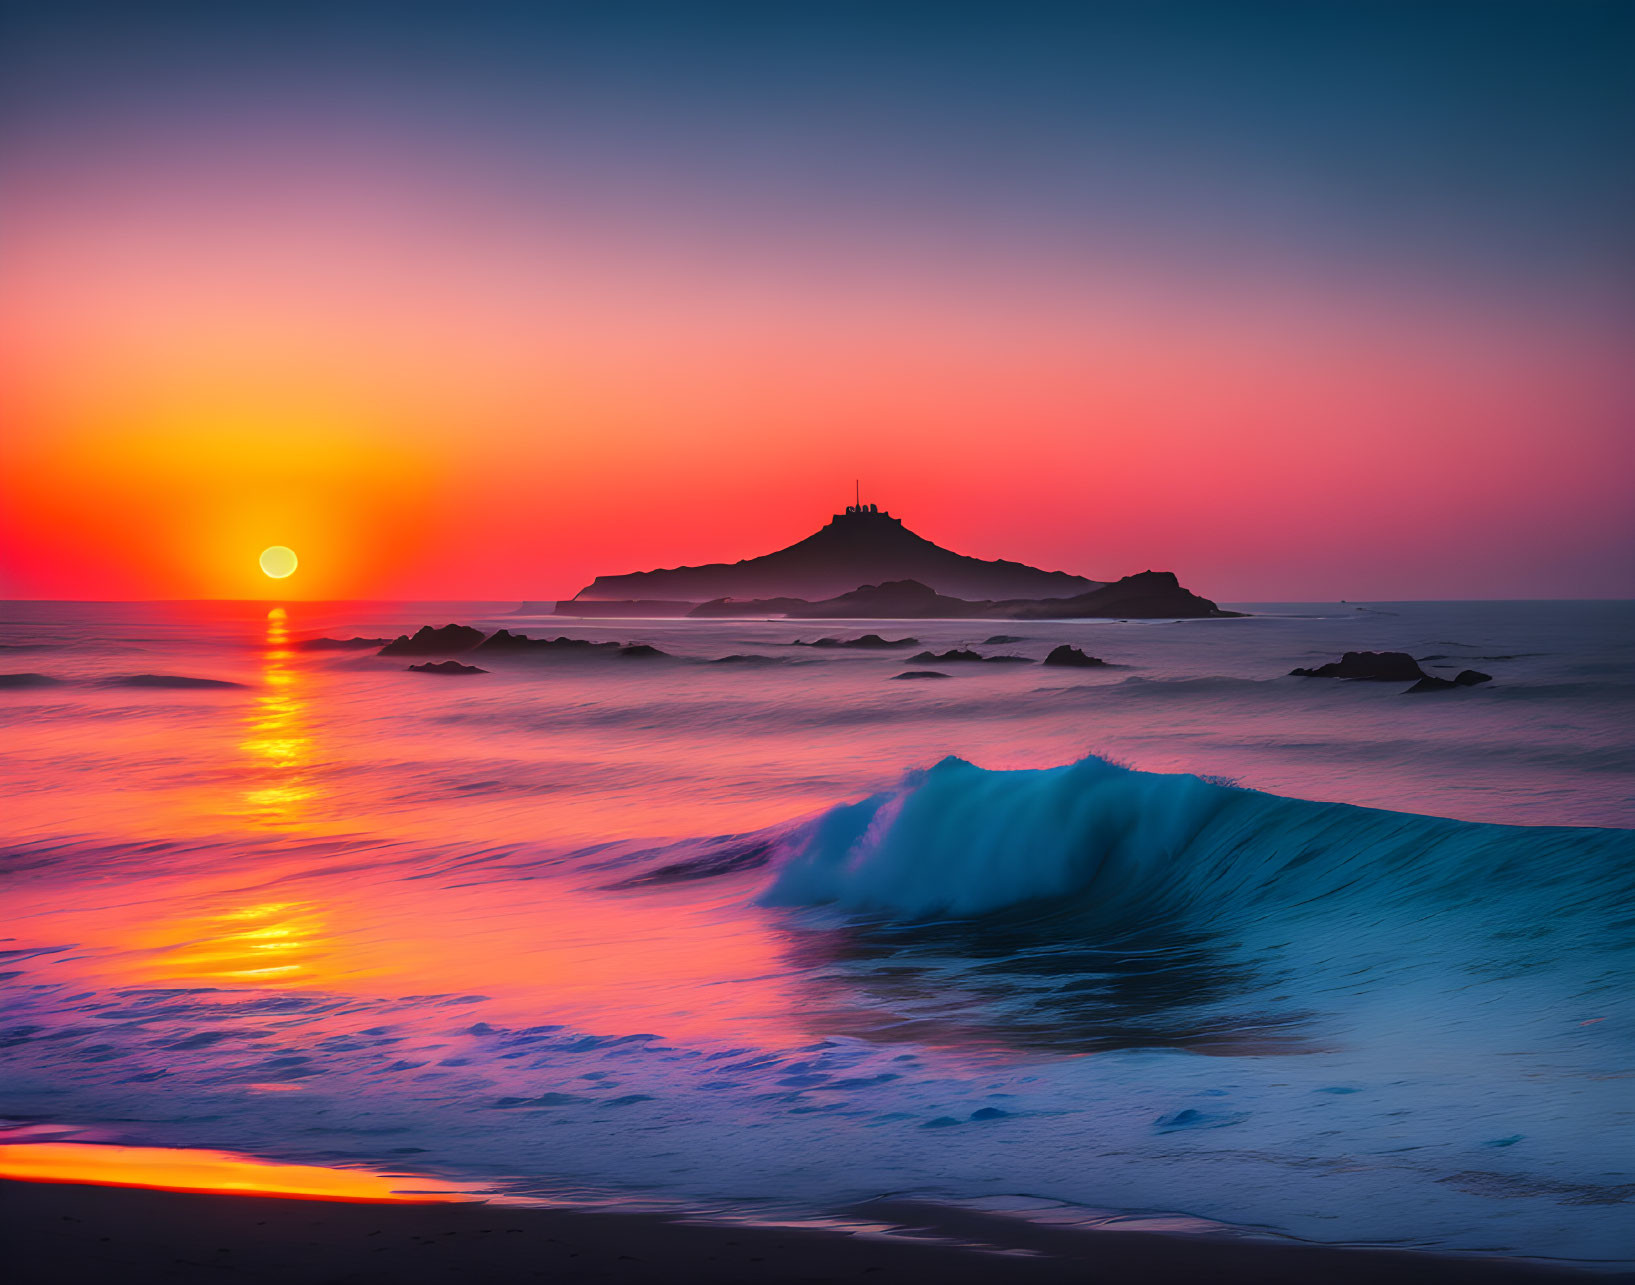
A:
[[759, 757, 1635, 945]]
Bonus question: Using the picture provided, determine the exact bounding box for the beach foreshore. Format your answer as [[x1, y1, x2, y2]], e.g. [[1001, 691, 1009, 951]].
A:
[[3, 1179, 1627, 1285]]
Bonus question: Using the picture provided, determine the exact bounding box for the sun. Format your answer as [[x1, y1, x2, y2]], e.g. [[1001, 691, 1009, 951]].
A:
[[259, 546, 299, 579]]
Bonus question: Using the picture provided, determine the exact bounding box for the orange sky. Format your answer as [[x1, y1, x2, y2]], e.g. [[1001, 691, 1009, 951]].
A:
[[3, 7, 1632, 602]]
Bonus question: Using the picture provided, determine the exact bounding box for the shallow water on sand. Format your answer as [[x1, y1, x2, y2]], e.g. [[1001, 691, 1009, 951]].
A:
[[2, 600, 1632, 1261]]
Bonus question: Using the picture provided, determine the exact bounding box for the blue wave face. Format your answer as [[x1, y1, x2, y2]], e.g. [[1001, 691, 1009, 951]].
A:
[[760, 755, 1635, 953]]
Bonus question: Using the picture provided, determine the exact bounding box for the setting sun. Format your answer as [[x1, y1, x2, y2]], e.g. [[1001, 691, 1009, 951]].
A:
[[259, 546, 298, 579]]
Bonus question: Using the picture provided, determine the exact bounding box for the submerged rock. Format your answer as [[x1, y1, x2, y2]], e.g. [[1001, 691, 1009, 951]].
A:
[[907, 648, 986, 664], [1290, 651, 1426, 681], [1043, 644, 1106, 668], [616, 644, 668, 660], [379, 624, 486, 656], [893, 670, 950, 680], [407, 660, 487, 675]]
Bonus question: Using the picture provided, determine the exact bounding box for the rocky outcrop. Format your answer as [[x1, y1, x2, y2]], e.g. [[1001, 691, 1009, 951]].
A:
[[475, 630, 620, 655], [1406, 670, 1493, 693], [407, 660, 487, 675], [616, 644, 668, 660], [1290, 651, 1426, 681], [893, 670, 950, 680], [907, 648, 986, 664], [1042, 645, 1106, 667], [379, 624, 486, 656]]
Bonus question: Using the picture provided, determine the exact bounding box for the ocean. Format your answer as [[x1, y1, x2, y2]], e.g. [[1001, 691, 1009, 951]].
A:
[[2, 599, 1632, 1264]]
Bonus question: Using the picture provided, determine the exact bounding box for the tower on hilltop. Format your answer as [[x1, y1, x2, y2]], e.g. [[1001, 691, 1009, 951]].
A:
[[845, 478, 881, 517]]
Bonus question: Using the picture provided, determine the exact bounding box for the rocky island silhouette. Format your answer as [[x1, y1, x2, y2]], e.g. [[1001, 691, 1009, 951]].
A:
[[544, 500, 1236, 620]]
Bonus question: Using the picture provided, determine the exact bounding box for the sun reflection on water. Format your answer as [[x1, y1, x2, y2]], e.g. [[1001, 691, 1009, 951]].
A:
[[240, 607, 318, 824], [147, 900, 332, 987]]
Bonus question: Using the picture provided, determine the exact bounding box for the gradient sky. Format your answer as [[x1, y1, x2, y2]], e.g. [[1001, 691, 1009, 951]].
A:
[[2, 1, 1631, 601]]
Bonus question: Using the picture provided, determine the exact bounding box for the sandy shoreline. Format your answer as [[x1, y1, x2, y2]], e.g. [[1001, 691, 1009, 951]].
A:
[[3, 1179, 1628, 1284]]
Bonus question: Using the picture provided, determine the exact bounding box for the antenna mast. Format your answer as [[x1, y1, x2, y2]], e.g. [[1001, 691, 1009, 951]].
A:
[[855, 478, 860, 511]]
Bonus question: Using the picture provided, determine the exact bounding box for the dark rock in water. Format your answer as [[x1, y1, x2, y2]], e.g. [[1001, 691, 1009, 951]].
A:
[[0, 672, 63, 688], [793, 634, 919, 649], [616, 644, 668, 660], [908, 648, 986, 664], [893, 670, 950, 680], [1043, 644, 1106, 668], [474, 630, 620, 655], [1406, 669, 1494, 694], [982, 654, 1033, 663], [295, 636, 389, 651], [407, 660, 487, 675], [1290, 651, 1426, 681], [709, 654, 781, 665], [105, 674, 244, 689], [379, 624, 486, 656], [983, 635, 1025, 645], [473, 628, 540, 651]]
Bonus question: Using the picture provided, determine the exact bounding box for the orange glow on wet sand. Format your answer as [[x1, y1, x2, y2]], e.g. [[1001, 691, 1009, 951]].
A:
[[0, 1141, 475, 1204]]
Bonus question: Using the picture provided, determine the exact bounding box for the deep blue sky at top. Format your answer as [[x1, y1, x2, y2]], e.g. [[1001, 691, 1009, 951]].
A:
[[5, 0, 1631, 311]]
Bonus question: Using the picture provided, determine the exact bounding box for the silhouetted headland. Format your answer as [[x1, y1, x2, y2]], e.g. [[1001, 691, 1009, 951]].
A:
[[570, 504, 1096, 605], [552, 504, 1237, 620]]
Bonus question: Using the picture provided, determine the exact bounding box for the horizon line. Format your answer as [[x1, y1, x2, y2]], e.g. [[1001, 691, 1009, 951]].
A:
[[4, 597, 1633, 607]]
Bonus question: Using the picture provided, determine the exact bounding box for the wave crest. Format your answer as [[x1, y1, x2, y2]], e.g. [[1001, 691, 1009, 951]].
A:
[[760, 756, 1635, 934]]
